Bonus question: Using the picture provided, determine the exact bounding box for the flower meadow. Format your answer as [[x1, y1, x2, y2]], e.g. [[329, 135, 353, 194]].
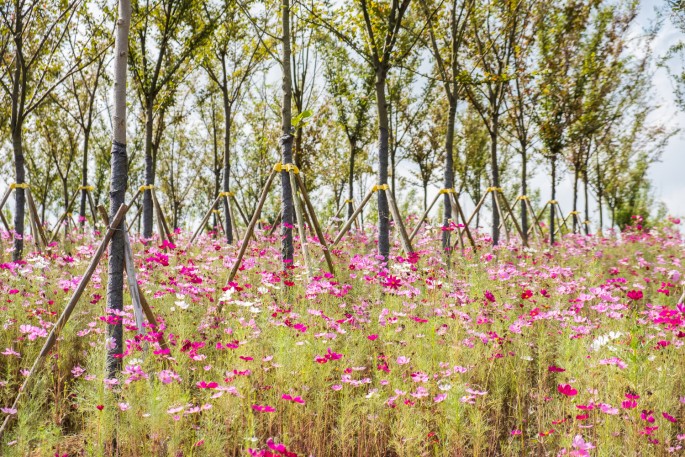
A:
[[1, 219, 685, 456]]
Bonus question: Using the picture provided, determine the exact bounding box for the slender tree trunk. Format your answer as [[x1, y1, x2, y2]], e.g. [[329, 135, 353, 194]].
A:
[[280, 0, 294, 266], [596, 155, 603, 233], [520, 146, 528, 243], [79, 128, 91, 225], [347, 142, 356, 220], [212, 101, 219, 232], [375, 69, 390, 262], [62, 178, 69, 237], [490, 116, 500, 245], [142, 97, 154, 239], [106, 0, 131, 378], [583, 166, 589, 235], [11, 6, 25, 261], [550, 154, 557, 245], [572, 162, 579, 233], [222, 91, 233, 244], [442, 99, 456, 250]]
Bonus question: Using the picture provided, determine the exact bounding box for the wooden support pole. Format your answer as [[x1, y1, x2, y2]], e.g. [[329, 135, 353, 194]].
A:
[[188, 194, 222, 247], [231, 195, 249, 227], [498, 192, 528, 247], [289, 170, 312, 278], [409, 191, 441, 242], [451, 193, 476, 250], [26, 189, 47, 248], [332, 187, 375, 247], [294, 173, 336, 276], [0, 203, 131, 441], [268, 209, 282, 237], [49, 187, 80, 242], [0, 188, 12, 232], [384, 187, 413, 254], [151, 189, 173, 241], [123, 223, 144, 333], [325, 202, 347, 234], [225, 168, 278, 286]]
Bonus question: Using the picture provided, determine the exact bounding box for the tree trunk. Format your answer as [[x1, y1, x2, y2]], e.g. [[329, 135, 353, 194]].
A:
[[596, 154, 603, 233], [142, 96, 154, 239], [280, 0, 294, 266], [520, 145, 528, 244], [583, 166, 589, 235], [106, 0, 131, 378], [212, 101, 219, 233], [572, 162, 579, 233], [550, 154, 557, 245], [11, 6, 25, 261], [375, 69, 390, 262], [79, 127, 91, 225], [222, 91, 233, 244], [442, 99, 456, 251], [490, 116, 500, 245], [11, 130, 25, 261], [347, 143, 356, 220]]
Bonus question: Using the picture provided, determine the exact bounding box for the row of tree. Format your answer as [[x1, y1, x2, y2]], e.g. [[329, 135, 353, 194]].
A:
[[0, 0, 678, 263]]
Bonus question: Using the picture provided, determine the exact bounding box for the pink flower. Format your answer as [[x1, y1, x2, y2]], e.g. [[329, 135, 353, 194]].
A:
[[251, 404, 275, 413], [196, 381, 218, 389], [571, 434, 595, 456], [367, 334, 378, 341], [627, 290, 643, 300], [557, 384, 578, 397], [622, 400, 637, 409], [396, 356, 410, 365], [511, 429, 522, 436], [433, 394, 447, 403], [663, 412, 677, 423], [548, 365, 566, 373]]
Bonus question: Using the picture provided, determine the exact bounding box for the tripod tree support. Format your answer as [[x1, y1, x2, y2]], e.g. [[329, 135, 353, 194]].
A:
[[331, 184, 413, 254], [49, 185, 100, 244], [188, 191, 251, 248], [0, 184, 47, 250], [225, 163, 335, 288]]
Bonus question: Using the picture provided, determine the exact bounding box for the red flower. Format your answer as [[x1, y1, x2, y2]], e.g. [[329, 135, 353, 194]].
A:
[[627, 290, 643, 301], [251, 404, 275, 413], [548, 365, 565, 373], [96, 405, 104, 411], [662, 412, 677, 423], [557, 384, 578, 396]]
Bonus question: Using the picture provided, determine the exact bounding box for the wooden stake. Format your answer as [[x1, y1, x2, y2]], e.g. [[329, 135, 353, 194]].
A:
[[498, 192, 528, 247], [451, 193, 476, 250], [332, 187, 375, 247], [188, 194, 222, 247], [151, 189, 173, 241], [226, 168, 277, 286], [26, 189, 47, 248], [289, 170, 312, 278], [384, 188, 413, 253], [294, 172, 336, 276], [409, 191, 441, 242]]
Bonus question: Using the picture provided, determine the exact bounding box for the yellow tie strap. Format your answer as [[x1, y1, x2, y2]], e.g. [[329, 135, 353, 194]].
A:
[[218, 191, 234, 198], [486, 186, 502, 193], [274, 163, 299, 173], [65, 213, 72, 218], [439, 188, 456, 195], [212, 209, 220, 214], [78, 185, 94, 191], [548, 200, 558, 204], [372, 184, 389, 192], [139, 185, 155, 191], [344, 199, 354, 203], [569, 211, 580, 215], [10, 183, 29, 189], [516, 195, 528, 201], [583, 220, 591, 225]]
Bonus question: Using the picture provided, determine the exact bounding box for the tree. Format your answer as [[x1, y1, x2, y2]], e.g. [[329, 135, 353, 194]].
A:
[[129, 0, 212, 239], [0, 0, 86, 260], [311, 0, 415, 262], [462, 0, 523, 245], [202, 0, 266, 244], [320, 38, 375, 219], [419, 0, 473, 250], [106, 0, 131, 378]]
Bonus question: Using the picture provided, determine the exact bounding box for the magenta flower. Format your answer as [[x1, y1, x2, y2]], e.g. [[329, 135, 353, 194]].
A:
[[251, 404, 275, 413], [627, 290, 643, 300], [662, 412, 677, 423], [557, 384, 578, 397]]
